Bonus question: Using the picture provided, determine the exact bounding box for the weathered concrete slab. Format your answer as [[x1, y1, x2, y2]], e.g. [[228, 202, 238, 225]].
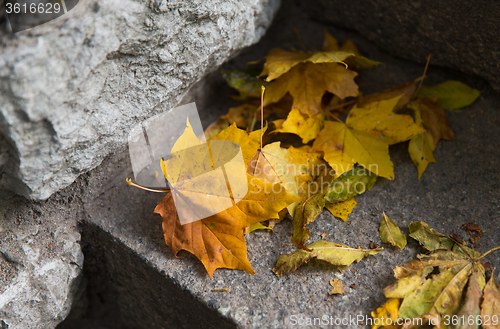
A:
[[58, 3, 500, 328]]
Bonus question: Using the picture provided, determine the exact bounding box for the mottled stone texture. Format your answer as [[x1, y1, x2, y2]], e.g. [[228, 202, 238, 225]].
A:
[[0, 0, 280, 200], [0, 194, 83, 329], [297, 0, 500, 91]]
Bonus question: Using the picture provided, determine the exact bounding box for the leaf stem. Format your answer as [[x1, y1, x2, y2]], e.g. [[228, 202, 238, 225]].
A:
[[248, 107, 259, 132], [155, 171, 170, 190], [126, 178, 170, 193], [479, 246, 500, 259], [327, 98, 358, 112], [293, 28, 308, 52], [260, 85, 265, 149], [413, 54, 432, 99], [326, 111, 344, 123]]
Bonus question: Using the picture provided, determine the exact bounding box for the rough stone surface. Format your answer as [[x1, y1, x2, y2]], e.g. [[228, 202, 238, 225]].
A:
[[0, 194, 84, 329], [3, 2, 500, 329], [0, 0, 280, 200], [296, 0, 500, 92]]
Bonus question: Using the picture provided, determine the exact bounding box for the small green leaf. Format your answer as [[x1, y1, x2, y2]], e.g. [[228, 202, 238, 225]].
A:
[[273, 241, 383, 276], [409, 221, 454, 252], [220, 69, 266, 100], [291, 193, 325, 250], [292, 166, 377, 250], [324, 166, 377, 203], [416, 80, 480, 110], [379, 212, 407, 250]]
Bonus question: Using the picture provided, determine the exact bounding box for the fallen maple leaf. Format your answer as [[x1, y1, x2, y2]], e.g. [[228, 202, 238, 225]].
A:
[[259, 48, 354, 82], [248, 144, 332, 225], [312, 96, 424, 179], [274, 109, 325, 143], [273, 240, 383, 276], [156, 122, 298, 277], [251, 142, 327, 200], [346, 96, 425, 145], [210, 123, 263, 167], [264, 62, 359, 116], [155, 171, 298, 277], [379, 212, 407, 250], [322, 30, 381, 70]]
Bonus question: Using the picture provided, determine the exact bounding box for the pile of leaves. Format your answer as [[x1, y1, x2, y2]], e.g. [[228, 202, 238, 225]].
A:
[[129, 30, 498, 325], [372, 221, 500, 329]]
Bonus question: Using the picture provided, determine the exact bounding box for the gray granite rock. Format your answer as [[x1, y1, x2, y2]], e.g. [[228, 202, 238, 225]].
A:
[[0, 0, 280, 201], [0, 194, 83, 329], [296, 0, 500, 92]]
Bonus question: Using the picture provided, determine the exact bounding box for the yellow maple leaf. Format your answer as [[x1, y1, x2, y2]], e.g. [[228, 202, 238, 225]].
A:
[[259, 48, 354, 82], [346, 96, 425, 145], [210, 123, 263, 167], [358, 82, 416, 109], [156, 122, 298, 277], [155, 174, 297, 277], [312, 120, 392, 179], [312, 96, 424, 179], [274, 109, 325, 143], [247, 142, 329, 217], [264, 62, 358, 116], [322, 31, 381, 70]]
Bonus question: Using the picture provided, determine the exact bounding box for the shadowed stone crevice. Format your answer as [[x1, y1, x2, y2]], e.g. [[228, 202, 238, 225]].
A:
[[296, 0, 500, 92], [58, 222, 237, 329]]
